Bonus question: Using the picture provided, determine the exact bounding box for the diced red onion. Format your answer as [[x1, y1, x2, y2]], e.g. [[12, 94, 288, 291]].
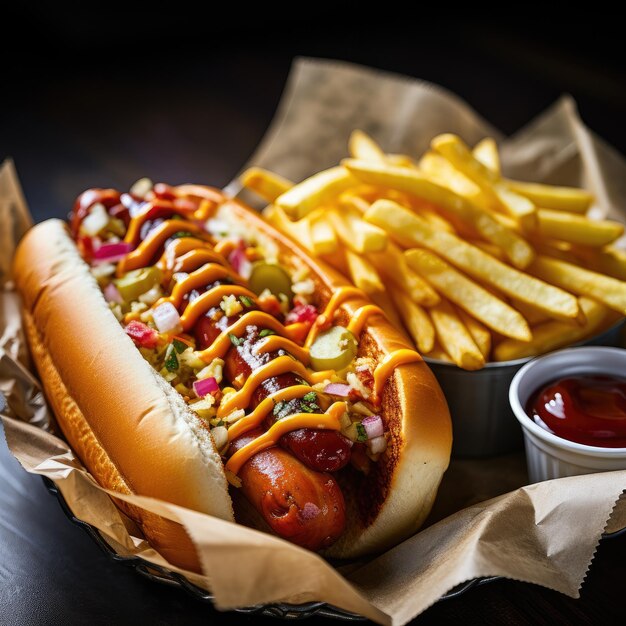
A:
[[152, 302, 181, 333], [92, 242, 133, 263], [324, 383, 352, 397], [368, 435, 387, 455], [362, 415, 384, 439], [285, 303, 318, 325], [193, 377, 219, 397], [103, 283, 123, 304], [228, 246, 252, 279], [125, 320, 159, 349]]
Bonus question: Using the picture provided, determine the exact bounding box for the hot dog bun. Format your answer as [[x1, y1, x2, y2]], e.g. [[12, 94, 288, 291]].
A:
[[14, 196, 451, 567], [15, 218, 234, 572]]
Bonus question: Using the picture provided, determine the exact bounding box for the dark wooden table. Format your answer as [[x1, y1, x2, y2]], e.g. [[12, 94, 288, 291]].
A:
[[1, 14, 624, 625]]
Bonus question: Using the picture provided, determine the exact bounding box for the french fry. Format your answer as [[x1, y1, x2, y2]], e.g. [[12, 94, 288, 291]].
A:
[[368, 242, 440, 306], [491, 211, 521, 231], [429, 299, 485, 370], [530, 255, 626, 315], [252, 129, 620, 370], [309, 209, 338, 255], [345, 249, 384, 294], [505, 179, 593, 214], [419, 151, 484, 201], [389, 287, 436, 353], [418, 207, 457, 234], [327, 207, 388, 253], [494, 297, 607, 361], [424, 344, 453, 363], [348, 130, 387, 164], [376, 188, 416, 208], [263, 205, 313, 251], [472, 137, 500, 175], [385, 154, 417, 168], [536, 209, 624, 247], [240, 167, 293, 203], [346, 180, 457, 235], [364, 199, 580, 321], [431, 133, 536, 228], [405, 248, 531, 341], [530, 241, 595, 279], [275, 167, 357, 219], [510, 298, 551, 326], [595, 246, 626, 281], [456, 307, 492, 360], [343, 158, 535, 268], [339, 191, 372, 214], [468, 240, 506, 260]]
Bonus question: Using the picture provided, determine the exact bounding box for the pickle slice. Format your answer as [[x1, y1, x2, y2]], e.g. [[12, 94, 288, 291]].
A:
[[248, 262, 293, 300], [114, 266, 162, 301], [309, 326, 358, 371]]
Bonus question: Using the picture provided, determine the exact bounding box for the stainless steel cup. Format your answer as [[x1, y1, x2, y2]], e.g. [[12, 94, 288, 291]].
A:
[[424, 320, 626, 458]]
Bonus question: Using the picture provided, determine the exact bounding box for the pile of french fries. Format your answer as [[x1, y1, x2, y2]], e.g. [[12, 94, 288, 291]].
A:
[[240, 131, 626, 370]]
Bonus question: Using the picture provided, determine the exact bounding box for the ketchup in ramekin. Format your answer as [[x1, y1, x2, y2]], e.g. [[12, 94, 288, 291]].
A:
[[527, 375, 626, 448]]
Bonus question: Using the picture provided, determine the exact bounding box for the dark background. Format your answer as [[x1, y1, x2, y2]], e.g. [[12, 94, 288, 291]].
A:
[[1, 11, 625, 221], [1, 9, 625, 625]]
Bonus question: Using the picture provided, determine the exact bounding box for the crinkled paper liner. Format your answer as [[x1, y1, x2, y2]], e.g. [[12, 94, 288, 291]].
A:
[[1, 59, 625, 626]]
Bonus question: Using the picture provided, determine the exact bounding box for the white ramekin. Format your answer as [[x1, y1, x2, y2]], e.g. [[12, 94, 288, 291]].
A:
[[509, 346, 626, 483]]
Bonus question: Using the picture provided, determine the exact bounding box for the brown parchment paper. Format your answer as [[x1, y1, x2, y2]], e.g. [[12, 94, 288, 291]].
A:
[[1, 58, 626, 626]]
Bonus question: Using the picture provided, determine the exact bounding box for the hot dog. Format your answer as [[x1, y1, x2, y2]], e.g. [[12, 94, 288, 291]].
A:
[[188, 275, 348, 540], [230, 428, 345, 550], [14, 179, 452, 571]]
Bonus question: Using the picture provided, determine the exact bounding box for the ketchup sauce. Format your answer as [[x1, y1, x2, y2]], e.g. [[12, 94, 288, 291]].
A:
[[527, 375, 626, 447]]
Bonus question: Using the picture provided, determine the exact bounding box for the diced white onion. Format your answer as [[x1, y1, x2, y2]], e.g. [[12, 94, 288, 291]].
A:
[[138, 285, 162, 305], [90, 263, 116, 280], [224, 408, 245, 424], [80, 203, 109, 236], [206, 218, 230, 237], [130, 177, 153, 198], [196, 358, 224, 383], [368, 435, 387, 455], [346, 371, 371, 399], [211, 426, 228, 452], [152, 302, 181, 333], [292, 278, 315, 295]]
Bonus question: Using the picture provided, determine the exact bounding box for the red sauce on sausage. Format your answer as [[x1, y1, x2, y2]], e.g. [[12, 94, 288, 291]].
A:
[[527, 375, 626, 447]]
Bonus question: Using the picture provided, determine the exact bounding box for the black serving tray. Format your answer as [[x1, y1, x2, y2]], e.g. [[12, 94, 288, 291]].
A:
[[42, 477, 624, 621]]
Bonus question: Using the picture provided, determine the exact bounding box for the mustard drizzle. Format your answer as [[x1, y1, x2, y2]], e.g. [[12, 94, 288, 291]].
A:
[[112, 200, 423, 472]]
